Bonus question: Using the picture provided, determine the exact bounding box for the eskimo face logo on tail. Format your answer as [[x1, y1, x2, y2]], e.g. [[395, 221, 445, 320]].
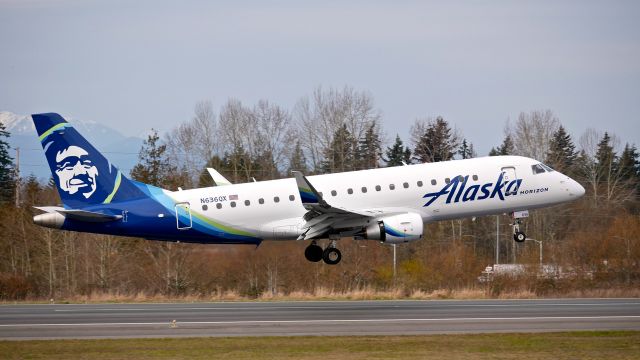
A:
[[54, 145, 99, 198], [423, 173, 522, 207]]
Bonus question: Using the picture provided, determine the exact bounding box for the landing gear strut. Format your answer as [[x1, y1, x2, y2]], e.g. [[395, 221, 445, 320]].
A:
[[304, 241, 342, 265], [511, 211, 528, 243]]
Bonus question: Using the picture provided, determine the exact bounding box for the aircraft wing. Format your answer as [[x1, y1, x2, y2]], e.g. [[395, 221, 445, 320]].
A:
[[293, 172, 409, 240], [207, 168, 233, 186]]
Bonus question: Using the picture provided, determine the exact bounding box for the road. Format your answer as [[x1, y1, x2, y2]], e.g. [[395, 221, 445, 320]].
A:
[[0, 299, 639, 340]]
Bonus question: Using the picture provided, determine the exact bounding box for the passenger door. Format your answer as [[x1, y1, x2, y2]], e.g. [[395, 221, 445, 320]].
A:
[[501, 166, 518, 195], [174, 202, 192, 230]]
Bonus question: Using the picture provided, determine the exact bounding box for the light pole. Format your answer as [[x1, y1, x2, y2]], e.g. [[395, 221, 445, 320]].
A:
[[524, 238, 543, 266], [495, 215, 499, 265], [393, 243, 397, 280]]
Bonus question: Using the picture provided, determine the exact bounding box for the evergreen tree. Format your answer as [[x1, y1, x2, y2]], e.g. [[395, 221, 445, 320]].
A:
[[321, 124, 356, 173], [251, 150, 273, 181], [287, 140, 308, 174], [617, 144, 640, 198], [595, 132, 616, 180], [131, 129, 186, 189], [23, 174, 41, 206], [403, 147, 412, 165], [457, 139, 475, 159], [384, 135, 411, 167], [546, 126, 577, 173], [413, 116, 458, 163], [357, 122, 382, 169], [197, 155, 231, 187], [489, 135, 514, 156], [0, 122, 15, 204]]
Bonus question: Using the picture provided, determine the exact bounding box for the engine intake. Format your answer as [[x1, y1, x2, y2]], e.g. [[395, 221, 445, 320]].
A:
[[364, 213, 423, 244]]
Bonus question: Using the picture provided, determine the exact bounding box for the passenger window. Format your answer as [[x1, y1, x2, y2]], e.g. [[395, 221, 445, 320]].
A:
[[389, 184, 395, 190], [417, 181, 423, 187], [361, 187, 367, 193], [216, 203, 222, 209], [458, 175, 465, 182], [531, 164, 546, 174], [318, 192, 323, 197], [375, 185, 381, 191], [331, 190, 337, 196], [202, 204, 208, 211], [244, 200, 250, 206], [274, 196, 280, 203], [472, 175, 478, 181], [259, 198, 264, 205], [289, 195, 295, 201], [403, 182, 409, 189], [431, 179, 437, 185], [230, 201, 236, 208], [445, 178, 450, 184], [347, 188, 353, 195]]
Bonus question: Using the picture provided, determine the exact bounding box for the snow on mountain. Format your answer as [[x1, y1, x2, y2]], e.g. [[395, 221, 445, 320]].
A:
[[0, 111, 143, 180]]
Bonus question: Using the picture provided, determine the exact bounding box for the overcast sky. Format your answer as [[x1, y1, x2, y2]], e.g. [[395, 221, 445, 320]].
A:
[[1, 0, 639, 154]]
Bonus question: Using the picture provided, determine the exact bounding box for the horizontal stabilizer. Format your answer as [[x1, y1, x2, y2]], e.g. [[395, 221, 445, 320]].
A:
[[34, 206, 122, 223]]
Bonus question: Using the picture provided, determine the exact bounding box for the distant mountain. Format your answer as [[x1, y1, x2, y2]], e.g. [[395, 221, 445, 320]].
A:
[[0, 111, 143, 181]]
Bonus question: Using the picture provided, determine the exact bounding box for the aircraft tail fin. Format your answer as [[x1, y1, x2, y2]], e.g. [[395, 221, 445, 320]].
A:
[[32, 113, 146, 208]]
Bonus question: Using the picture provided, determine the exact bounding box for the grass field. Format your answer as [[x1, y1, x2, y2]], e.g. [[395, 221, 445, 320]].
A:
[[1, 331, 639, 360]]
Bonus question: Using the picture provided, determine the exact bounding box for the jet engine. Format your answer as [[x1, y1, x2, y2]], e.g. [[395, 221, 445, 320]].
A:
[[363, 213, 423, 244]]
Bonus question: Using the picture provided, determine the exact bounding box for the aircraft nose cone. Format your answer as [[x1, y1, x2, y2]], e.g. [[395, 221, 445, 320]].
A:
[[569, 178, 585, 198], [575, 181, 585, 197]]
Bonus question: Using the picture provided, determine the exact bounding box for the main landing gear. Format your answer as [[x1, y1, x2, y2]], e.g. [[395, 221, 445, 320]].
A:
[[511, 210, 529, 243], [304, 241, 342, 265]]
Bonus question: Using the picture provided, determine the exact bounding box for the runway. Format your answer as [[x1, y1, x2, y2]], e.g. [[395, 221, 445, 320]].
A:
[[1, 299, 639, 340]]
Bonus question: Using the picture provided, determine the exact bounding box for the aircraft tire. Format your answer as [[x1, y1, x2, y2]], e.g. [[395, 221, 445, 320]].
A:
[[305, 244, 323, 262], [322, 247, 342, 265], [514, 231, 526, 243]]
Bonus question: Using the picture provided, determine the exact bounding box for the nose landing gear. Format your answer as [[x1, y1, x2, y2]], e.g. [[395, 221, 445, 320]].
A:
[[511, 210, 529, 243], [304, 241, 342, 265]]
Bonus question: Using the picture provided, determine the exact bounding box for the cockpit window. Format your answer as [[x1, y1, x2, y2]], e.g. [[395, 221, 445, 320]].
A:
[[540, 163, 554, 172], [531, 164, 546, 174]]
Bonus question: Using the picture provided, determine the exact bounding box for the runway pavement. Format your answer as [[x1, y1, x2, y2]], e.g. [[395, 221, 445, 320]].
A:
[[1, 298, 639, 339]]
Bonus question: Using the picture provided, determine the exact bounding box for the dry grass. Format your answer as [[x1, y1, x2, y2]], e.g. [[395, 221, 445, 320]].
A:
[[3, 286, 639, 304]]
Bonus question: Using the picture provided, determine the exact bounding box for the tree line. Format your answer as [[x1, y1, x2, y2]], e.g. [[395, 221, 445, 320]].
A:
[[0, 86, 639, 300]]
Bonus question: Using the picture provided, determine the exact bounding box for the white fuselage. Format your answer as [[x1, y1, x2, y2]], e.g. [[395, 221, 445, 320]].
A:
[[168, 156, 584, 241]]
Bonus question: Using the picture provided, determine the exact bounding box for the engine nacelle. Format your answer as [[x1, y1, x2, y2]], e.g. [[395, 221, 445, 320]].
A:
[[364, 213, 423, 244]]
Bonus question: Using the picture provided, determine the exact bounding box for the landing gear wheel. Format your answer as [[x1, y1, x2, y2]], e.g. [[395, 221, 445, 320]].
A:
[[514, 231, 526, 243], [322, 247, 342, 265], [304, 244, 323, 262]]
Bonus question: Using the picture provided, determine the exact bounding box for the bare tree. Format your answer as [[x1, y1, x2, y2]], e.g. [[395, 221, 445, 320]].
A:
[[164, 101, 218, 186], [218, 98, 259, 182], [294, 86, 381, 172], [507, 110, 560, 160], [252, 100, 295, 179]]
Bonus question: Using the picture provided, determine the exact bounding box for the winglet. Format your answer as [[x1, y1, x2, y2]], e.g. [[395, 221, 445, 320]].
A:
[[292, 171, 325, 206], [207, 168, 232, 186]]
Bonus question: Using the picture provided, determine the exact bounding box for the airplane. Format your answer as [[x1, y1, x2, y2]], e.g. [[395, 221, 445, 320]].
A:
[[32, 113, 585, 265]]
